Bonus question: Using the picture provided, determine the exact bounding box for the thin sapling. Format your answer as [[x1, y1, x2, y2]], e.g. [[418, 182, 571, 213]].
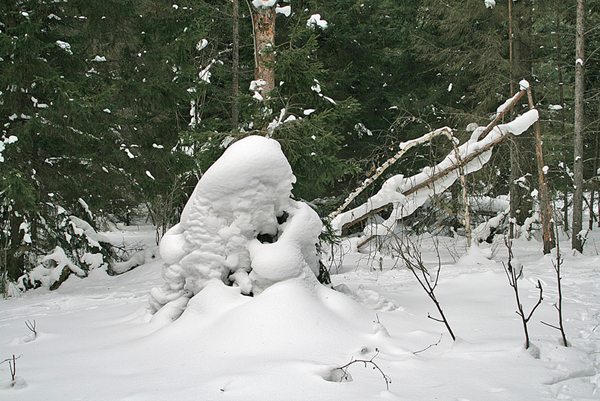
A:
[[541, 227, 569, 346], [503, 238, 543, 350], [393, 234, 456, 341]]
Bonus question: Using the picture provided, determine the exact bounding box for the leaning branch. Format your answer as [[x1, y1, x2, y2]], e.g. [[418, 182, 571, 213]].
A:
[[328, 127, 454, 223], [336, 88, 529, 237]]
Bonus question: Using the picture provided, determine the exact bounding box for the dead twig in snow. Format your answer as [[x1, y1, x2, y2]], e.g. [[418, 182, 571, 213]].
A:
[[334, 348, 391, 390]]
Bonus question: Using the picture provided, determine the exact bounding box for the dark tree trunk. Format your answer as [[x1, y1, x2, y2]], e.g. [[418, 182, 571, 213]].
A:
[[527, 88, 555, 254], [572, 0, 586, 252], [509, 0, 535, 237], [232, 0, 240, 130]]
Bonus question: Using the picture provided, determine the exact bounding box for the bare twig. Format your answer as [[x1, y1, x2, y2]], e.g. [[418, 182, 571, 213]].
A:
[[25, 320, 36, 339], [413, 334, 443, 354], [503, 237, 544, 349], [392, 234, 456, 341], [334, 348, 391, 390], [1, 354, 22, 381], [541, 226, 568, 346]]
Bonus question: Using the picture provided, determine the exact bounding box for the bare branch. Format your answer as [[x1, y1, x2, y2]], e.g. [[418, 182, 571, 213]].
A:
[[334, 349, 391, 390]]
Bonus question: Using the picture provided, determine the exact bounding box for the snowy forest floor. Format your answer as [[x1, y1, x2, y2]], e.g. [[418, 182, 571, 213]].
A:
[[1, 225, 600, 400]]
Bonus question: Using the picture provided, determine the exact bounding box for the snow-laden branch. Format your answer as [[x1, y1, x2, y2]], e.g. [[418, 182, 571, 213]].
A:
[[331, 87, 537, 236], [328, 127, 454, 223]]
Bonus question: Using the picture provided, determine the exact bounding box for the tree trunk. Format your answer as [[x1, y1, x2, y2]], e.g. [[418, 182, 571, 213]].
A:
[[253, 2, 276, 95], [527, 87, 555, 253], [509, 0, 535, 238], [591, 132, 599, 230], [557, 15, 568, 231], [232, 0, 240, 130], [572, 0, 586, 253]]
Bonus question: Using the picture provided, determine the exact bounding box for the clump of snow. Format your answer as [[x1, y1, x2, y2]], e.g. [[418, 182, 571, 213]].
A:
[[69, 216, 111, 247], [28, 246, 86, 288], [252, 0, 276, 8], [0, 135, 18, 162], [196, 39, 208, 51], [91, 55, 106, 62], [112, 247, 159, 274], [472, 207, 509, 243], [276, 5, 291, 16], [307, 14, 328, 29], [250, 79, 267, 101], [56, 40, 72, 55], [149, 135, 324, 321], [484, 0, 496, 9]]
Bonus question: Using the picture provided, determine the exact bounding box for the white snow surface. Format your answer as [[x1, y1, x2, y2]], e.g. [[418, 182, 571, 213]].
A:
[[3, 228, 600, 400]]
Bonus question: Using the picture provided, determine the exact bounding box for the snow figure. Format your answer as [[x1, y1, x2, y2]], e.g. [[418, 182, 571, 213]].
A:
[[149, 135, 322, 321]]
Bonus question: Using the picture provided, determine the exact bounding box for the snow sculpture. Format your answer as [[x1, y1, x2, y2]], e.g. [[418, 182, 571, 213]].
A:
[[149, 135, 322, 320]]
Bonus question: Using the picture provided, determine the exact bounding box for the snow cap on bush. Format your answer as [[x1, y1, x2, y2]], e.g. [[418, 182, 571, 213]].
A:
[[149, 135, 323, 320]]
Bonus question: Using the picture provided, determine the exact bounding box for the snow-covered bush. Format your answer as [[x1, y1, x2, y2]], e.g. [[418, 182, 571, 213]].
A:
[[149, 136, 324, 320], [15, 207, 114, 291]]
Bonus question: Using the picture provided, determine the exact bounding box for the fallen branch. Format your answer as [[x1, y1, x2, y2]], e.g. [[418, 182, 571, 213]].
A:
[[328, 127, 454, 223], [334, 86, 531, 238]]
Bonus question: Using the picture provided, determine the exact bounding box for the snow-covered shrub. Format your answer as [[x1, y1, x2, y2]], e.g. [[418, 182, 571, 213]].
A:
[[149, 136, 324, 320], [111, 247, 159, 275], [16, 206, 114, 291]]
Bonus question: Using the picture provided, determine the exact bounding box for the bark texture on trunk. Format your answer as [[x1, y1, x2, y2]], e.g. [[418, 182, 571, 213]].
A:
[[253, 4, 276, 95], [572, 0, 586, 252], [527, 88, 555, 254]]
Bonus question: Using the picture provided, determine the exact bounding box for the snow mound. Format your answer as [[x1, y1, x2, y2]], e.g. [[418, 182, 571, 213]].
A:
[[149, 135, 323, 321], [149, 277, 378, 357]]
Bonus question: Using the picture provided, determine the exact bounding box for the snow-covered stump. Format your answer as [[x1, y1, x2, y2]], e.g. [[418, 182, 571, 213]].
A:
[[149, 136, 323, 322]]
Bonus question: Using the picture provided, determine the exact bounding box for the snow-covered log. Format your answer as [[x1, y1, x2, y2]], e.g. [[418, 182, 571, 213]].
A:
[[331, 85, 537, 237]]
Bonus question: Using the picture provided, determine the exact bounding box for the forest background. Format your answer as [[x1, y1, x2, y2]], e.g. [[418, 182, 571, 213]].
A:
[[1, 0, 599, 292]]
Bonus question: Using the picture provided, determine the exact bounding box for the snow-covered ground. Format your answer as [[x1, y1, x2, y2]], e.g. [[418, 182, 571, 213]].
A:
[[1, 225, 599, 400]]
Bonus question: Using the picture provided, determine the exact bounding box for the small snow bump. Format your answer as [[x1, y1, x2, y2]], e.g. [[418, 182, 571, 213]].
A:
[[519, 80, 529, 91]]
